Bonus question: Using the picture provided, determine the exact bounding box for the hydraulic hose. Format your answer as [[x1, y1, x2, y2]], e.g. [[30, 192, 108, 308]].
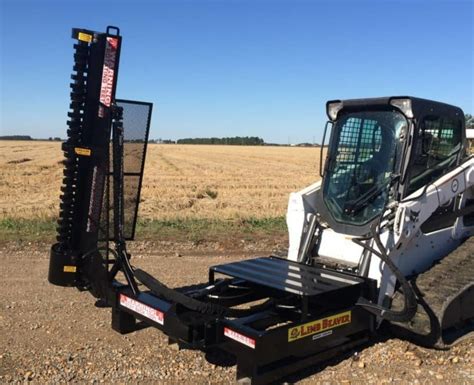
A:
[[352, 222, 417, 323], [133, 268, 274, 318]]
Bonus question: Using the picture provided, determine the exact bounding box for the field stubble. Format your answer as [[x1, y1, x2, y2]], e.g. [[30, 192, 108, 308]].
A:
[[0, 141, 323, 222]]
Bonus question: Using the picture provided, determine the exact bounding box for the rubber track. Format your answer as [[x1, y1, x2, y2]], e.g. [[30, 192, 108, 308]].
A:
[[390, 236, 474, 349]]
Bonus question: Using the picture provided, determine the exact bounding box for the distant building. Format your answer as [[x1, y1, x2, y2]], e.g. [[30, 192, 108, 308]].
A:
[[467, 129, 474, 154]]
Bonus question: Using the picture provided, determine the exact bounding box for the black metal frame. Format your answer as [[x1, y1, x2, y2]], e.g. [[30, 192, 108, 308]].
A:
[[111, 257, 376, 384], [49, 25, 379, 385], [49, 26, 123, 292]]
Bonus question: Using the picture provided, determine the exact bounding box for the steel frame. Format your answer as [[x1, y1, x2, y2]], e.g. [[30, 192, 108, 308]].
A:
[[49, 25, 378, 385], [110, 257, 376, 384]]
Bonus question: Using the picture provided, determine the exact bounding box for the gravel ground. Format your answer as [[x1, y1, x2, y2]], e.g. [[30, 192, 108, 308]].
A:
[[1, 241, 473, 384]]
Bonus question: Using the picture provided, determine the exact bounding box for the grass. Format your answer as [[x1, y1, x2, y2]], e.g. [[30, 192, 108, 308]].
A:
[[0, 216, 288, 243], [0, 217, 58, 242], [139, 216, 287, 242]]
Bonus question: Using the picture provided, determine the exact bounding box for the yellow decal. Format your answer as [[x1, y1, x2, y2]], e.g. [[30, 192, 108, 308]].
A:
[[78, 32, 92, 43], [74, 147, 91, 156], [288, 311, 351, 342], [63, 265, 77, 273]]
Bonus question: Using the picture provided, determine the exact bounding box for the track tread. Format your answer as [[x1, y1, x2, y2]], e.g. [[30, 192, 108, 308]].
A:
[[391, 236, 474, 348]]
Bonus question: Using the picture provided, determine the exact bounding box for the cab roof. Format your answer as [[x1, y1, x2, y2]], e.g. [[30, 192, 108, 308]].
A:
[[327, 96, 464, 122]]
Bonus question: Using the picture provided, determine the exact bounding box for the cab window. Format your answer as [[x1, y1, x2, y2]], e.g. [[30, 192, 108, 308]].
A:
[[407, 115, 462, 195]]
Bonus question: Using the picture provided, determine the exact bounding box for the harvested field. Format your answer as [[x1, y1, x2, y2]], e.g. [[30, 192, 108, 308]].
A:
[[0, 141, 322, 221]]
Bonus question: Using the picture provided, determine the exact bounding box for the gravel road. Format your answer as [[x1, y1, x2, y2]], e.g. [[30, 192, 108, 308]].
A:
[[1, 241, 473, 384]]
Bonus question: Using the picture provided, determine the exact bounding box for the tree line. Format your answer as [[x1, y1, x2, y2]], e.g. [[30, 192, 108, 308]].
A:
[[176, 136, 264, 145], [1, 114, 472, 144], [0, 135, 33, 140], [465, 114, 474, 129]]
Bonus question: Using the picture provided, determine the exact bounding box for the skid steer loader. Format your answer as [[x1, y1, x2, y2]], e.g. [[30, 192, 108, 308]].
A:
[[48, 26, 474, 384]]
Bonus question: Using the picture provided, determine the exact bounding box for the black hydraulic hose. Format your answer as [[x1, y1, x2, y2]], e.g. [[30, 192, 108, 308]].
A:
[[134, 268, 274, 318], [352, 222, 417, 322]]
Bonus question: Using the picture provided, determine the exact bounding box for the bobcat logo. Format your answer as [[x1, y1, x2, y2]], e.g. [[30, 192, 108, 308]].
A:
[[451, 179, 459, 193]]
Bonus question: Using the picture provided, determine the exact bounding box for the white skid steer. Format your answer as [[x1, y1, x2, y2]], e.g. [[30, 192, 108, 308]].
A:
[[287, 97, 474, 347]]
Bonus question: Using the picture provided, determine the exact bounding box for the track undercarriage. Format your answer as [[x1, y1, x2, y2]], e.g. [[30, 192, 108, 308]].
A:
[[391, 237, 474, 348]]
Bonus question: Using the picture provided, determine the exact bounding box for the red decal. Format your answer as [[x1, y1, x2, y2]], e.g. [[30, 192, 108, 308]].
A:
[[99, 37, 118, 112], [224, 327, 255, 349], [119, 294, 164, 325], [108, 37, 118, 49]]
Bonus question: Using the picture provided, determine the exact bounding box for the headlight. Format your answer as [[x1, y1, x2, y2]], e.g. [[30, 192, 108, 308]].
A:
[[326, 101, 343, 121], [390, 98, 413, 118]]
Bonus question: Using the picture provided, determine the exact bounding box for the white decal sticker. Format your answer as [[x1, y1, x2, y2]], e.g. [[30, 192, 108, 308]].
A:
[[224, 327, 255, 349], [312, 329, 333, 341], [119, 294, 164, 325]]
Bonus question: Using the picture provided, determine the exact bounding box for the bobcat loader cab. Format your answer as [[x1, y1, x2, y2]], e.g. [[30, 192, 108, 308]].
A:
[[287, 96, 473, 336], [288, 97, 467, 262]]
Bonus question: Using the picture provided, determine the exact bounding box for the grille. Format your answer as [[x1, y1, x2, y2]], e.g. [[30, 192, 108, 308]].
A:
[[332, 117, 382, 194], [99, 100, 153, 241]]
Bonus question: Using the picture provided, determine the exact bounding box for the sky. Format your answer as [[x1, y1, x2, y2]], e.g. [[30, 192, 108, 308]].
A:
[[1, 0, 473, 144]]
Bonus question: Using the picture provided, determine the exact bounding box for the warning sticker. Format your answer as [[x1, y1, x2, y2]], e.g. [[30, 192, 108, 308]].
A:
[[288, 311, 351, 342], [119, 294, 164, 325], [78, 32, 92, 43], [224, 327, 256, 349], [74, 147, 91, 156], [63, 265, 77, 273], [98, 37, 118, 113]]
